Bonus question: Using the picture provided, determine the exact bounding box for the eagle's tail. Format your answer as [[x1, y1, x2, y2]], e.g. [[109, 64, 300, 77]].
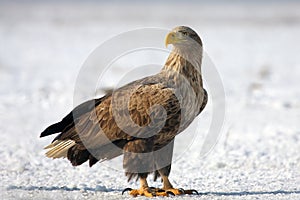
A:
[[44, 139, 99, 167], [44, 140, 76, 159]]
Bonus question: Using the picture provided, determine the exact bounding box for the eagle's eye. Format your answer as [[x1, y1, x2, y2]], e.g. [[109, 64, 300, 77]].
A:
[[181, 31, 188, 36]]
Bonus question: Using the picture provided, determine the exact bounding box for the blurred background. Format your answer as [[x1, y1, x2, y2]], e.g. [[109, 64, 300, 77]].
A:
[[0, 1, 299, 199]]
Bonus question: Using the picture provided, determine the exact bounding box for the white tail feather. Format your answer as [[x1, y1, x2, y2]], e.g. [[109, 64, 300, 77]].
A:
[[45, 140, 76, 159], [44, 140, 60, 149]]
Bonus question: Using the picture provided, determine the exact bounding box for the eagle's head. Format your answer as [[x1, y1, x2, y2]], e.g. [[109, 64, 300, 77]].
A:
[[165, 26, 202, 49]]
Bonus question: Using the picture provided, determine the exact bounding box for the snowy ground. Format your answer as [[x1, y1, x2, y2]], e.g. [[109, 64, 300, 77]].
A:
[[1, 2, 300, 200]]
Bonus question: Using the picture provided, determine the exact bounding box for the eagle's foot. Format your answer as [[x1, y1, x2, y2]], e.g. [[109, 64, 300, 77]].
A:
[[122, 187, 166, 197], [122, 187, 198, 197]]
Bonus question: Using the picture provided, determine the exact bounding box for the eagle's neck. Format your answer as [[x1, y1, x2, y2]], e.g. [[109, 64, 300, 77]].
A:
[[162, 46, 203, 88]]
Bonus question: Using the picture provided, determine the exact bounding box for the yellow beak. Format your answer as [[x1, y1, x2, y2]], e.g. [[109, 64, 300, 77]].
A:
[[165, 32, 178, 47]]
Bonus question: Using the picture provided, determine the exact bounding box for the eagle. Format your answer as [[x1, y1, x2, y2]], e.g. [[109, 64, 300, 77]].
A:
[[40, 26, 208, 197]]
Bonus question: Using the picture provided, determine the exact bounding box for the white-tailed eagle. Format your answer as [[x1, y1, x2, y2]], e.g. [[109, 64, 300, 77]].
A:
[[40, 26, 207, 197]]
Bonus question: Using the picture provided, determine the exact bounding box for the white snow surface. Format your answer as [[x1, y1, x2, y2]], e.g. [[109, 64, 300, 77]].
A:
[[0, 2, 300, 200]]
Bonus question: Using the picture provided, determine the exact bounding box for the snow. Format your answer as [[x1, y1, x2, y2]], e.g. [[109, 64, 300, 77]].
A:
[[1, 2, 300, 199]]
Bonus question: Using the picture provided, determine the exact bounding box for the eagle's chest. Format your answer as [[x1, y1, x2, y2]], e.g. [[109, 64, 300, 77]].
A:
[[153, 85, 202, 144]]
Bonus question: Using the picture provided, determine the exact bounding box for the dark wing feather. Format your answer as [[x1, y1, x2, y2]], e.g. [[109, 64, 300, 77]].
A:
[[40, 97, 105, 138]]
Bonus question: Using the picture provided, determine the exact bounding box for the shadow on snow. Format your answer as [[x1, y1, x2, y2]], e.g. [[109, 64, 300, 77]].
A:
[[6, 185, 118, 192], [6, 186, 300, 196]]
